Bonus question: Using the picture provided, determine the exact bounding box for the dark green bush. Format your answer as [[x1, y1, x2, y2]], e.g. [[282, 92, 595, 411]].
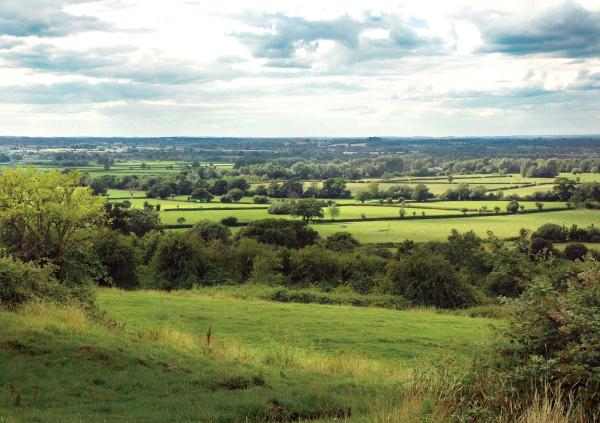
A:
[[564, 242, 589, 261], [220, 216, 238, 227], [384, 250, 477, 308]]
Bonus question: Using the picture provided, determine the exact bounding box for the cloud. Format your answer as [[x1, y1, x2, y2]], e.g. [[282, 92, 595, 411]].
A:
[[0, 0, 111, 37], [0, 81, 165, 104], [232, 12, 443, 68], [2, 43, 216, 84], [477, 2, 600, 57]]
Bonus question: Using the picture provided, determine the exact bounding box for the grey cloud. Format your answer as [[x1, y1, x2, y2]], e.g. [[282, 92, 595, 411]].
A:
[[0, 81, 165, 104], [477, 2, 600, 57], [232, 12, 443, 68], [3, 44, 213, 84], [0, 0, 111, 37]]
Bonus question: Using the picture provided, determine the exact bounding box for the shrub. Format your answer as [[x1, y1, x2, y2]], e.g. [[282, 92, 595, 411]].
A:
[[564, 243, 589, 261], [94, 230, 141, 289], [0, 256, 71, 308], [534, 223, 567, 242], [253, 195, 269, 204], [220, 216, 238, 227], [472, 266, 600, 419], [384, 250, 476, 308], [190, 220, 231, 243], [324, 232, 360, 252], [237, 219, 319, 249], [267, 201, 292, 215], [148, 233, 208, 290]]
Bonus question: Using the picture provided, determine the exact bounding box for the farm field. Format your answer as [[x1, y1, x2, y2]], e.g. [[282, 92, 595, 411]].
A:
[[97, 289, 495, 368], [423, 200, 568, 211], [311, 209, 600, 243]]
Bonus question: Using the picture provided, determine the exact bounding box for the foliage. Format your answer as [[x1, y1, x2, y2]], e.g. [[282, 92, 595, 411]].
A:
[[94, 230, 141, 289], [323, 232, 360, 252], [0, 255, 71, 308], [237, 219, 319, 249], [0, 167, 105, 281], [147, 233, 208, 290], [384, 249, 477, 308], [190, 220, 231, 243], [289, 199, 325, 221]]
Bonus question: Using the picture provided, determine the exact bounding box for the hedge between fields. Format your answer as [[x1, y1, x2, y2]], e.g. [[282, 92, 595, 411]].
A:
[[161, 206, 573, 229]]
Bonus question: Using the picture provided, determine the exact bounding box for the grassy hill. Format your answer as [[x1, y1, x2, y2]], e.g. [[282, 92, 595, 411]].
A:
[[0, 290, 498, 422]]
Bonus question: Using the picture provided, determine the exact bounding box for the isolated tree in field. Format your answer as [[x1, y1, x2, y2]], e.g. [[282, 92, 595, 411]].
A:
[[447, 174, 454, 184], [356, 190, 370, 203], [227, 188, 244, 202], [290, 199, 325, 222], [0, 168, 105, 280], [177, 217, 186, 224], [127, 179, 137, 198], [494, 206, 501, 214], [506, 200, 520, 214], [399, 208, 406, 218], [327, 203, 340, 220], [535, 202, 544, 210], [552, 177, 577, 201]]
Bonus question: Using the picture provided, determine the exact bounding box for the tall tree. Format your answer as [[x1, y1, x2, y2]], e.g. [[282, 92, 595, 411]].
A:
[[0, 168, 105, 280]]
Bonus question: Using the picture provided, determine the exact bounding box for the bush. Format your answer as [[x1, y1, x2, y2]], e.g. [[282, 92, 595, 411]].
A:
[[220, 216, 238, 227], [564, 242, 589, 261], [94, 230, 141, 289], [267, 201, 292, 215], [147, 234, 208, 290], [323, 232, 360, 251], [534, 223, 567, 242], [0, 256, 72, 308], [190, 220, 231, 243], [440, 264, 600, 421], [384, 250, 477, 308], [253, 195, 269, 204], [237, 219, 319, 249]]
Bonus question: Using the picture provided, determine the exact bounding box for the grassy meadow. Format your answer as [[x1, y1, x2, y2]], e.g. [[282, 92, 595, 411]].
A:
[[0, 290, 497, 422], [311, 209, 600, 243]]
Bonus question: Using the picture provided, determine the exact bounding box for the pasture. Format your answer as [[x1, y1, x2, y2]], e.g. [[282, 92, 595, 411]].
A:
[[311, 209, 600, 243], [0, 291, 497, 422]]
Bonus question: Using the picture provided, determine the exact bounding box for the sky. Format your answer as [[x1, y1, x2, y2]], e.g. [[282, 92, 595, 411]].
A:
[[1, 0, 600, 137]]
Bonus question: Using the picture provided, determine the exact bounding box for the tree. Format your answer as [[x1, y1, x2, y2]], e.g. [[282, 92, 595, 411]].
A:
[[190, 220, 231, 243], [176, 217, 186, 225], [412, 184, 430, 202], [399, 208, 406, 218], [227, 188, 244, 202], [191, 188, 213, 202], [0, 168, 105, 281], [327, 203, 340, 220], [552, 177, 577, 201], [237, 219, 319, 249], [290, 199, 325, 222], [104, 201, 161, 236], [384, 250, 476, 308], [506, 200, 519, 214], [356, 190, 370, 203], [535, 202, 543, 210], [148, 233, 207, 290], [94, 230, 141, 289]]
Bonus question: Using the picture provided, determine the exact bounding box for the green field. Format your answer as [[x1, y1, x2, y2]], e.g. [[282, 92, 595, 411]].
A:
[[423, 200, 567, 211], [0, 290, 496, 421], [311, 209, 599, 243]]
